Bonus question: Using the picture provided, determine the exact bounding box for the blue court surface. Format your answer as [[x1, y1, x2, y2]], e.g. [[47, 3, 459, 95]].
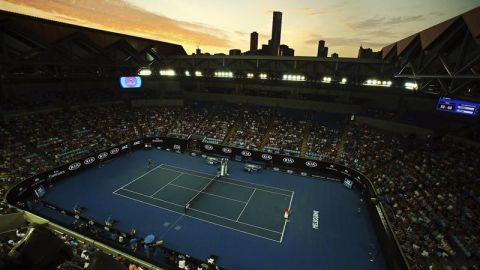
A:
[[38, 149, 387, 270]]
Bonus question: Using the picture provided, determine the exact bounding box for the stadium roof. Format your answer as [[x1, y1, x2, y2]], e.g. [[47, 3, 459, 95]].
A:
[[382, 6, 480, 59], [0, 10, 186, 74]]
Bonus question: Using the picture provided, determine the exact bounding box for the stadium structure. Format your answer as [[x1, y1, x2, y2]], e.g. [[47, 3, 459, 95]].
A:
[[0, 6, 479, 270]]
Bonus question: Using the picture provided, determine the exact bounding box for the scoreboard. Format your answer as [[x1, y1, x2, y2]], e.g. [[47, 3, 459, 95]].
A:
[[119, 76, 142, 88], [437, 97, 480, 116]]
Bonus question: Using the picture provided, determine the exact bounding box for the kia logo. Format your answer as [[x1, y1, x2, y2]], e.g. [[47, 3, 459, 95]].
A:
[[121, 145, 129, 150], [84, 157, 95, 165], [204, 144, 214, 150], [68, 162, 81, 171], [173, 144, 181, 150], [261, 154, 272, 160], [305, 161, 317, 167], [222, 147, 232, 153], [241, 150, 251, 157], [110, 148, 119, 155], [133, 141, 141, 145], [98, 152, 108, 160], [283, 157, 295, 164]]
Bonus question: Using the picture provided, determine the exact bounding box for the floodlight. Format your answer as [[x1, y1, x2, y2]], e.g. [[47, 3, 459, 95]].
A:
[[138, 69, 152, 76]]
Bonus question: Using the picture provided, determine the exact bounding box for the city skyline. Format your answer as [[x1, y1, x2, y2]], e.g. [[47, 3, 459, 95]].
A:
[[0, 0, 478, 57]]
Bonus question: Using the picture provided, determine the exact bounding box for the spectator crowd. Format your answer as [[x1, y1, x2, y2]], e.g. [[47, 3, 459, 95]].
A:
[[0, 101, 479, 270]]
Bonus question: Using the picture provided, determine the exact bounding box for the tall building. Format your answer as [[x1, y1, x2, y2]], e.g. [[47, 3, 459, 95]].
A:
[[358, 46, 382, 59], [317, 40, 329, 57], [250, 32, 258, 52], [280, 44, 294, 56], [271, 11, 282, 56], [229, 49, 241, 55]]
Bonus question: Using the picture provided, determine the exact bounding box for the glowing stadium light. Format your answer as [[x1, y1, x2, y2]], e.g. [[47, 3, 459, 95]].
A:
[[214, 71, 233, 78], [138, 69, 152, 76], [247, 73, 254, 78], [322, 76, 332, 83], [159, 69, 175, 76], [363, 78, 393, 87], [340, 78, 347, 84], [283, 74, 305, 81], [259, 73, 268, 79], [195, 71, 202, 77], [185, 71, 190, 76], [404, 82, 418, 90]]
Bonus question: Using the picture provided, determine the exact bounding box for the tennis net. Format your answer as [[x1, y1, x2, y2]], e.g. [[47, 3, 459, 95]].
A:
[[184, 176, 217, 213]]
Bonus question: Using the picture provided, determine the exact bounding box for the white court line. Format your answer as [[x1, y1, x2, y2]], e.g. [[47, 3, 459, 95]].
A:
[[236, 189, 256, 221], [188, 207, 282, 234], [159, 165, 292, 198], [168, 183, 247, 204], [280, 191, 295, 243], [112, 190, 281, 243], [113, 164, 164, 193], [161, 163, 294, 193], [117, 187, 282, 235], [120, 188, 185, 207], [150, 173, 184, 197], [160, 214, 185, 239]]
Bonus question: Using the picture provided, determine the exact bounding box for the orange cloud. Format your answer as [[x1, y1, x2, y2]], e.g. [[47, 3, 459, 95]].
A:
[[0, 0, 232, 52]]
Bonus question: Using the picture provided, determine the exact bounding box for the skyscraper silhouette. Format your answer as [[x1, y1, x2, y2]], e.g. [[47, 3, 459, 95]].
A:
[[271, 11, 282, 56]]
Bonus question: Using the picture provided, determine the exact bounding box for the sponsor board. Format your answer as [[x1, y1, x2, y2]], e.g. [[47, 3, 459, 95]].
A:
[[68, 162, 81, 171], [98, 152, 108, 160], [241, 150, 252, 157], [261, 153, 272, 160], [84, 157, 95, 165], [110, 148, 119, 155], [133, 140, 141, 146], [283, 157, 295, 164], [222, 147, 232, 154], [204, 144, 214, 150], [312, 210, 319, 229], [305, 160, 317, 167], [48, 170, 66, 179], [121, 145, 129, 150], [173, 144, 181, 150]]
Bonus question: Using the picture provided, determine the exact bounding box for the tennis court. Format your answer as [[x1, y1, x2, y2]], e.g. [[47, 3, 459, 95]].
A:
[[113, 164, 294, 242]]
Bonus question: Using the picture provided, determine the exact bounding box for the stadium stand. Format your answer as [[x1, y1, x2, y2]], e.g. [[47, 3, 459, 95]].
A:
[[1, 103, 479, 269], [1, 6, 480, 269], [225, 105, 273, 150]]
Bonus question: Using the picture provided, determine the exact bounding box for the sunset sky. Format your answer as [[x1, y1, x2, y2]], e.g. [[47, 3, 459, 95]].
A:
[[0, 0, 478, 57]]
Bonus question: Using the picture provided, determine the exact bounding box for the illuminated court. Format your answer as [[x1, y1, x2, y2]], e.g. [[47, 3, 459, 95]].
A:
[[113, 164, 294, 242]]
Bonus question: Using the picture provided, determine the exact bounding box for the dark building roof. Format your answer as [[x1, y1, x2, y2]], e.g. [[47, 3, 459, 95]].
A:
[[0, 10, 186, 64], [382, 7, 480, 59]]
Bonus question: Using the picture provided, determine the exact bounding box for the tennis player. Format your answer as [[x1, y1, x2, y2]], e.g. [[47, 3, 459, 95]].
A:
[[147, 159, 155, 168]]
